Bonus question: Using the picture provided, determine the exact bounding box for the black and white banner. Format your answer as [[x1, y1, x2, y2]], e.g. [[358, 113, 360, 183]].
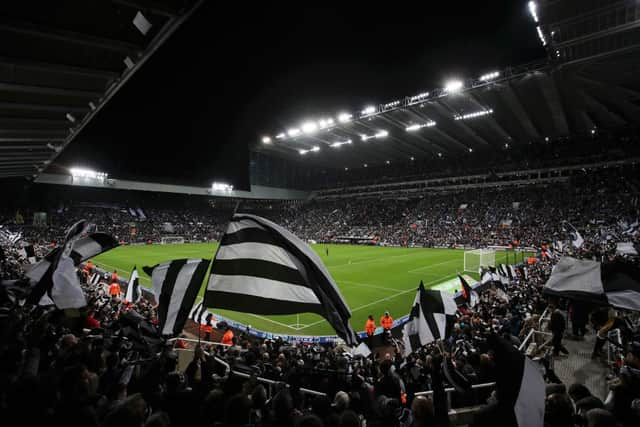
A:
[[402, 282, 457, 354], [144, 258, 210, 336], [204, 214, 357, 345]]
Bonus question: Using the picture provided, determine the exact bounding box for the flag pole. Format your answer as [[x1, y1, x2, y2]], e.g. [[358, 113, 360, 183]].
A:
[[197, 200, 242, 341]]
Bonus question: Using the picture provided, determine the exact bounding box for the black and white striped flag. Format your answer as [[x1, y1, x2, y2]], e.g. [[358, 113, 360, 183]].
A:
[[487, 334, 545, 427], [402, 282, 457, 354], [190, 301, 208, 325], [458, 274, 478, 308], [125, 266, 142, 303], [88, 272, 102, 286], [143, 259, 210, 336], [204, 214, 357, 345], [26, 225, 119, 308]]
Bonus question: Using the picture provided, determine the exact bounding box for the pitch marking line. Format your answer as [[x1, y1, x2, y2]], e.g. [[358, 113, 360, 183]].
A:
[[328, 250, 440, 269], [91, 261, 153, 285], [298, 273, 452, 330]]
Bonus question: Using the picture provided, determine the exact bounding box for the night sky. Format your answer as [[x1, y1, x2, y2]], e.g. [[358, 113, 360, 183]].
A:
[[59, 1, 545, 190]]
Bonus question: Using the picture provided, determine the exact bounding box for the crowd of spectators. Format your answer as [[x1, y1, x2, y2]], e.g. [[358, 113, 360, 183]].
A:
[[0, 163, 639, 426], [1, 233, 639, 426]]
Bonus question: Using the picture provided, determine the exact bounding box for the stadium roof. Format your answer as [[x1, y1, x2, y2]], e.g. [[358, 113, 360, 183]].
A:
[[255, 50, 640, 169], [0, 0, 202, 179], [255, 0, 640, 169]]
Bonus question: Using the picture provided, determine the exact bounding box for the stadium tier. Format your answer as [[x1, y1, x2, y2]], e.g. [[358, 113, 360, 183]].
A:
[[2, 1, 640, 426]]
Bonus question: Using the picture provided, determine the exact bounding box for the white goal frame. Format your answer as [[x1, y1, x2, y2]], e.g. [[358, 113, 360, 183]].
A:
[[160, 236, 185, 244], [464, 249, 496, 273]]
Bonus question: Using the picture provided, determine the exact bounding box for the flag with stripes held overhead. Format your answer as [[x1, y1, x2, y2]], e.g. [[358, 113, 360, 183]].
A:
[[204, 213, 357, 346], [88, 272, 102, 286], [190, 301, 208, 325], [26, 224, 119, 308], [487, 334, 545, 427], [143, 259, 210, 336], [458, 274, 478, 308], [402, 282, 457, 355], [125, 266, 142, 303]]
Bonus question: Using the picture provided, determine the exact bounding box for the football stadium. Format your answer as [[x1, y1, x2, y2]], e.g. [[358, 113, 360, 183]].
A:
[[1, 1, 640, 426]]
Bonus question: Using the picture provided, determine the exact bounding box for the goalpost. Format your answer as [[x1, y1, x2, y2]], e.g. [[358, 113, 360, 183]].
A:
[[160, 236, 185, 244], [464, 248, 496, 273]]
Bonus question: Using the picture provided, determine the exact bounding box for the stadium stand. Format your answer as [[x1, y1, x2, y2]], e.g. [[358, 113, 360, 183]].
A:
[[2, 1, 640, 426]]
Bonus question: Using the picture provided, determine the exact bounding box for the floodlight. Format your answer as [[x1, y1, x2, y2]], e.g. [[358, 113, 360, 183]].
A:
[[383, 100, 400, 109], [444, 80, 464, 93], [301, 122, 318, 134], [406, 121, 436, 132], [211, 182, 233, 193], [591, 129, 596, 135], [536, 26, 547, 46], [330, 139, 352, 148], [327, 118, 334, 125], [437, 152, 442, 157], [410, 156, 415, 161], [468, 148, 473, 153], [479, 71, 500, 82], [299, 149, 308, 155], [276, 133, 286, 139], [455, 109, 493, 120], [409, 92, 429, 102], [318, 119, 327, 127], [310, 146, 320, 152], [338, 113, 352, 123], [528, 1, 539, 23], [505, 143, 509, 148], [361, 106, 376, 115], [363, 163, 368, 168], [385, 160, 390, 164], [344, 167, 349, 171], [375, 130, 388, 138], [70, 167, 108, 180], [262, 136, 272, 144], [287, 128, 301, 137]]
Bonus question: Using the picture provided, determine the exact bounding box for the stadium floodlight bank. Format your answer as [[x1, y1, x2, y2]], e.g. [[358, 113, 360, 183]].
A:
[[160, 236, 185, 244], [464, 249, 496, 273]]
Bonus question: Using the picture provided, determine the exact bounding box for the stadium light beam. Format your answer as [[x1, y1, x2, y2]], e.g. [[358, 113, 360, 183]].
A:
[[275, 133, 286, 139], [444, 79, 464, 93], [262, 136, 272, 144]]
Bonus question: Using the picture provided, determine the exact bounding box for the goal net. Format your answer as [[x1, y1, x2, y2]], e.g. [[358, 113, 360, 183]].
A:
[[464, 249, 496, 273], [160, 236, 185, 244]]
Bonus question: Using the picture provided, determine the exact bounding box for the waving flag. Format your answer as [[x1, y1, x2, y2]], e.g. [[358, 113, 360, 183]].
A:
[[204, 213, 357, 345]]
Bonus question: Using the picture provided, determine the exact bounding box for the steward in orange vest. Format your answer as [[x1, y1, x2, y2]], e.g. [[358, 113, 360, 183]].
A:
[[380, 312, 393, 330], [109, 282, 121, 297], [365, 315, 376, 337], [221, 327, 234, 346]]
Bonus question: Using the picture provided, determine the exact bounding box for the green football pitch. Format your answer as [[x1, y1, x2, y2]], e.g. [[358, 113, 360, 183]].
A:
[[92, 243, 522, 336]]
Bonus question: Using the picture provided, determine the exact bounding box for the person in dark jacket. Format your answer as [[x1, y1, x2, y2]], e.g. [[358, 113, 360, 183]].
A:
[[549, 303, 569, 356]]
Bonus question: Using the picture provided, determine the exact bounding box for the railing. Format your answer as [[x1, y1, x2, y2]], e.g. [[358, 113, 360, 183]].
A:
[[607, 329, 624, 373], [169, 338, 327, 399], [415, 382, 497, 412]]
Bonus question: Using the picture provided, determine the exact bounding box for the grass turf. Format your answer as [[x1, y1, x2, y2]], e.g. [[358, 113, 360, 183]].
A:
[[92, 243, 523, 336]]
